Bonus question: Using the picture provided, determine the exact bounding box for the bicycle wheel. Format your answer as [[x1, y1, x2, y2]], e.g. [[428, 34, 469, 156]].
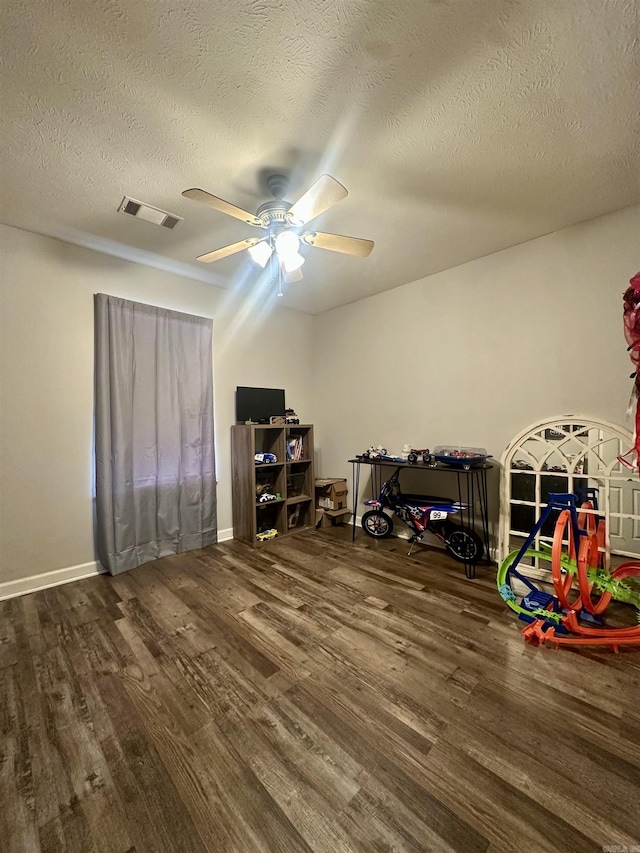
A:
[[361, 511, 394, 538], [442, 521, 484, 564]]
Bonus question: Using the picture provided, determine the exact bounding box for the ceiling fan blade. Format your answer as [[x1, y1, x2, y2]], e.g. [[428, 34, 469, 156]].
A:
[[301, 231, 374, 257], [182, 188, 262, 226], [196, 237, 262, 263], [284, 266, 304, 283], [287, 175, 348, 226]]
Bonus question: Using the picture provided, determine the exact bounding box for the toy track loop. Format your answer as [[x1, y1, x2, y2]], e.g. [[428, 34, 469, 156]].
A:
[[551, 509, 582, 611], [577, 532, 611, 614]]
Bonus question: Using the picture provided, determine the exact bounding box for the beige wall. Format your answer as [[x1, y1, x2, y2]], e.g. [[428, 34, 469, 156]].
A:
[[1, 206, 637, 583], [312, 205, 640, 524], [0, 225, 314, 583]]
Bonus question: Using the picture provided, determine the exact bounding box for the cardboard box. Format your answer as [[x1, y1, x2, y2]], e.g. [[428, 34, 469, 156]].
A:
[[315, 478, 348, 511], [316, 507, 352, 528]]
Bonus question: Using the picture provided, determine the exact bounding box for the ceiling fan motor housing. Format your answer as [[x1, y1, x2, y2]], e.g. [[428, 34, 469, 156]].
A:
[[266, 173, 289, 199], [255, 198, 293, 230], [255, 173, 296, 230]]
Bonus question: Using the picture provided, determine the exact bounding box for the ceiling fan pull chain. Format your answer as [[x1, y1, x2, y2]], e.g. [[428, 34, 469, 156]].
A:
[[277, 261, 284, 298]]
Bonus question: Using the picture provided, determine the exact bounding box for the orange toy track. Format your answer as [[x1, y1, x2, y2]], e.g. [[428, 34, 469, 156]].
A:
[[522, 619, 640, 650], [525, 511, 640, 650], [551, 509, 582, 611]]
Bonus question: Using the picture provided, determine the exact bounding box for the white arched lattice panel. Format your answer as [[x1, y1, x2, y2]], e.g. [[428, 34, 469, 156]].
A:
[[499, 415, 638, 572]]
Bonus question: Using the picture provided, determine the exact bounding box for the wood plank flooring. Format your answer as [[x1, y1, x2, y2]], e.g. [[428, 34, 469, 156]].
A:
[[2, 527, 639, 852]]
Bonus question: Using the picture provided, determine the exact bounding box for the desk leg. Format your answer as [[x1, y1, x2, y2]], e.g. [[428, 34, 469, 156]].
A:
[[478, 467, 491, 564], [351, 461, 361, 543], [456, 470, 477, 579]]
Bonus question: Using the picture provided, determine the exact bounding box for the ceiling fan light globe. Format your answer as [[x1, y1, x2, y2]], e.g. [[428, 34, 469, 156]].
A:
[[283, 251, 305, 273], [275, 230, 300, 257], [247, 241, 273, 267]]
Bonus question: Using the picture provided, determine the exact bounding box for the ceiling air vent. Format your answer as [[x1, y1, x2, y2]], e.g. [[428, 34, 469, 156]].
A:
[[123, 199, 141, 216], [118, 196, 183, 229]]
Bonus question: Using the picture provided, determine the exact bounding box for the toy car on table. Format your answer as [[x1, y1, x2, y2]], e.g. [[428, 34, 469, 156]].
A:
[[433, 446, 489, 469], [357, 446, 405, 462], [358, 445, 388, 460], [407, 448, 432, 464]]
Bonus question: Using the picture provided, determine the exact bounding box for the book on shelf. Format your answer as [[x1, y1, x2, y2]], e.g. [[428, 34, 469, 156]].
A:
[[286, 436, 304, 461]]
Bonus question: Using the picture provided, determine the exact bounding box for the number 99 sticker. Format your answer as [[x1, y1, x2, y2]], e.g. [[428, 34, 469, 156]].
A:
[[430, 510, 448, 520]]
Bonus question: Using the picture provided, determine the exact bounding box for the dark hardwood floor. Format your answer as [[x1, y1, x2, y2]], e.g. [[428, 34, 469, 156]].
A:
[[2, 527, 639, 852]]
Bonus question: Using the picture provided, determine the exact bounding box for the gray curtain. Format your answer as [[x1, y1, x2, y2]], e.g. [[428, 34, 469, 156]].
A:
[[94, 294, 217, 575]]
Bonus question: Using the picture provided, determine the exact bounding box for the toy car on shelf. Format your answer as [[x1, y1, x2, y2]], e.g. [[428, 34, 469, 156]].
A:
[[255, 452, 277, 464], [258, 492, 278, 503], [256, 528, 278, 541], [407, 448, 432, 464], [512, 459, 534, 470], [433, 446, 489, 469], [285, 408, 300, 425]]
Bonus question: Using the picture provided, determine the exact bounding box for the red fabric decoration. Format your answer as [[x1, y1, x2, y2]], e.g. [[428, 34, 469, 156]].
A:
[[620, 271, 640, 470]]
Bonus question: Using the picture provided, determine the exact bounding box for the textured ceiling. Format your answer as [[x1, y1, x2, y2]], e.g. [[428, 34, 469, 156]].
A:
[[1, 0, 638, 314]]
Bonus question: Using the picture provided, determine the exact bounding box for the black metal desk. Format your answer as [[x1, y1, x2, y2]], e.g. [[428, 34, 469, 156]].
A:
[[348, 457, 492, 579]]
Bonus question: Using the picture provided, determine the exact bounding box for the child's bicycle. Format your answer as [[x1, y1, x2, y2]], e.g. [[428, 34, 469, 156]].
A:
[[361, 467, 483, 563]]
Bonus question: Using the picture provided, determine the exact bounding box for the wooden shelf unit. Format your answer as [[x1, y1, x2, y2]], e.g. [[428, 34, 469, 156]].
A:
[[231, 424, 315, 544]]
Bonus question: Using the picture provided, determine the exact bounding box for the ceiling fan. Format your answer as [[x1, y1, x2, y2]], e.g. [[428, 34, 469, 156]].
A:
[[182, 174, 374, 290]]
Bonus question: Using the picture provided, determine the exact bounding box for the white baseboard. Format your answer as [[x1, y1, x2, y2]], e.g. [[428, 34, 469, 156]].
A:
[[0, 530, 236, 601], [0, 561, 106, 601]]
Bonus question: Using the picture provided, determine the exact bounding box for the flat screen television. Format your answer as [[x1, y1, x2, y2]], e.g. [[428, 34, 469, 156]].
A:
[[236, 386, 285, 424]]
